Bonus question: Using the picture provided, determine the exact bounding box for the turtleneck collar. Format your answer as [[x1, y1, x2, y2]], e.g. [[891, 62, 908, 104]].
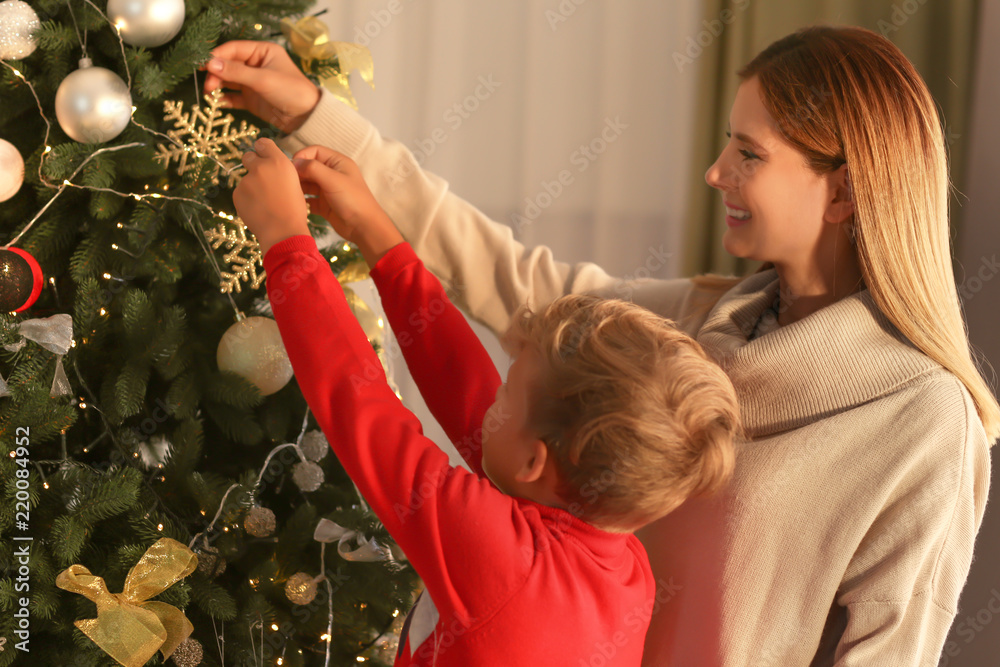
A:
[[695, 269, 943, 438]]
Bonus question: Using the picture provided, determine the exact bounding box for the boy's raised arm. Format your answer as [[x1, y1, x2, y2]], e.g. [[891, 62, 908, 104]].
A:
[[234, 140, 532, 624], [291, 145, 500, 477], [262, 234, 529, 625], [369, 244, 499, 478]]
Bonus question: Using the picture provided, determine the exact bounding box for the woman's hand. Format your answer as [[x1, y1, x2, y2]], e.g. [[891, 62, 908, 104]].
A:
[[233, 138, 311, 255], [203, 41, 321, 134], [292, 146, 404, 267]]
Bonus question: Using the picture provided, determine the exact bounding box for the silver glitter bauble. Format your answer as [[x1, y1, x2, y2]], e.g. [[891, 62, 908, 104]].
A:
[[292, 460, 324, 492], [0, 138, 24, 202], [244, 505, 276, 538], [195, 545, 226, 577], [284, 572, 318, 605], [217, 315, 293, 396], [300, 429, 329, 462], [171, 637, 203, 666], [0, 0, 40, 60], [107, 0, 185, 48], [55, 59, 132, 144]]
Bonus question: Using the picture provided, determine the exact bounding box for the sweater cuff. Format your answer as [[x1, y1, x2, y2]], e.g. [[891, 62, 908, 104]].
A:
[[370, 242, 419, 282], [276, 87, 374, 159], [262, 234, 318, 272]]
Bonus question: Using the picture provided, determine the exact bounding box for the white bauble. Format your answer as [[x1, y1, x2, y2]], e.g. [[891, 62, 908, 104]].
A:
[[0, 138, 24, 202], [0, 0, 40, 60], [300, 429, 329, 462], [292, 461, 324, 492], [107, 0, 186, 48], [55, 59, 133, 144], [216, 315, 293, 396], [170, 637, 203, 667], [244, 505, 276, 538]]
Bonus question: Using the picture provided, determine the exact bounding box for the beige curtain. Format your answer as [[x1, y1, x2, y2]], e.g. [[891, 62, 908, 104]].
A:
[[682, 0, 981, 277]]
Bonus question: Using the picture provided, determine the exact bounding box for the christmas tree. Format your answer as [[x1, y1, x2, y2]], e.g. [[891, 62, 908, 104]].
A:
[[0, 1, 418, 665]]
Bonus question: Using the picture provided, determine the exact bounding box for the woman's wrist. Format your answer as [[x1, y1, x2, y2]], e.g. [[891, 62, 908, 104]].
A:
[[281, 85, 322, 134]]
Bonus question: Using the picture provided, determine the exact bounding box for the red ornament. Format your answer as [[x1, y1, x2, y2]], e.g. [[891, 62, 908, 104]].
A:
[[0, 247, 43, 312]]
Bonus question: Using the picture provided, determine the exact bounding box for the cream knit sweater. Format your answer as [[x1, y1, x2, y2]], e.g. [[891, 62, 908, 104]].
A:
[[280, 89, 993, 666]]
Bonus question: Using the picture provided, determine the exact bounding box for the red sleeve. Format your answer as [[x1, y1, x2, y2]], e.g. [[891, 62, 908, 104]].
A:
[[263, 235, 528, 624], [370, 243, 501, 478]]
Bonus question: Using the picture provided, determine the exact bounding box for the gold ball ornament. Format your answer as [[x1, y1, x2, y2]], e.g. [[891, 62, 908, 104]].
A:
[[300, 429, 329, 462], [0, 137, 24, 202], [195, 545, 226, 578], [343, 286, 384, 343], [292, 460, 324, 492], [217, 315, 293, 396], [244, 505, 276, 538], [284, 572, 319, 605], [0, 0, 40, 60], [107, 0, 185, 48], [170, 637, 203, 666]]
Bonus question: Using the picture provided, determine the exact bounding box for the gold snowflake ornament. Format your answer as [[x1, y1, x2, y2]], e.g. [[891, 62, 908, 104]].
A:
[[156, 89, 259, 187], [203, 216, 265, 293]]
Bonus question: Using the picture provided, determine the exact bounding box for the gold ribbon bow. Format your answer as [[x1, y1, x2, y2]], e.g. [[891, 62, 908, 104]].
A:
[[281, 16, 375, 110], [55, 538, 198, 667]]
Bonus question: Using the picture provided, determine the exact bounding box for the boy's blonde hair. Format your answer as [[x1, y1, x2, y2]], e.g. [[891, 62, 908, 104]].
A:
[[502, 294, 740, 533]]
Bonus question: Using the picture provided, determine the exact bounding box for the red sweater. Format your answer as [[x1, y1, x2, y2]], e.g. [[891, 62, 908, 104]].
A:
[[264, 236, 655, 665]]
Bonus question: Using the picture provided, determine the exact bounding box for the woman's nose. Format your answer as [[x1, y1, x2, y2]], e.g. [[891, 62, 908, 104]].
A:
[[705, 150, 729, 190]]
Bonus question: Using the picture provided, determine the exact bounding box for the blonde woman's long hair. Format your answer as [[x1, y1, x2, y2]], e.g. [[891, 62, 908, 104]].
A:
[[694, 25, 999, 443]]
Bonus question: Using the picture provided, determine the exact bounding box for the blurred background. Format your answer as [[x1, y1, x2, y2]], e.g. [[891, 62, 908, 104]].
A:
[[311, 1, 999, 664]]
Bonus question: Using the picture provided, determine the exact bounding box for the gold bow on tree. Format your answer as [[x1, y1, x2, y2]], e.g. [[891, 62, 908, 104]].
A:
[[281, 16, 375, 109], [55, 538, 198, 667]]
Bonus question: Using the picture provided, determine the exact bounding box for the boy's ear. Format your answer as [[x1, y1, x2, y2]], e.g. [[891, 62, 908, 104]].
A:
[[514, 440, 551, 484]]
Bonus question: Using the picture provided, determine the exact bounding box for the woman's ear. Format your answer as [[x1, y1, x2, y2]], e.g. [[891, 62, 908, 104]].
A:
[[514, 440, 551, 484], [824, 164, 854, 225]]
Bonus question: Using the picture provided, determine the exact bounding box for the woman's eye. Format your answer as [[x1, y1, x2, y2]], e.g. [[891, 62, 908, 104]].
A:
[[725, 131, 759, 161]]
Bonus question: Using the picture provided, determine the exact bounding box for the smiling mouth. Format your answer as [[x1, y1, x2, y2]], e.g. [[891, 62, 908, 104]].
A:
[[725, 205, 751, 220]]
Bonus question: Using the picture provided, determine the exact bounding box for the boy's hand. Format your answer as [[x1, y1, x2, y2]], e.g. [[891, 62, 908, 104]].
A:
[[203, 41, 321, 134], [292, 146, 404, 267], [233, 138, 310, 256]]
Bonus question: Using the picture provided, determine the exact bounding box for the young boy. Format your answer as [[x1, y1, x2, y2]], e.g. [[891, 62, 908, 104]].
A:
[[233, 138, 740, 665]]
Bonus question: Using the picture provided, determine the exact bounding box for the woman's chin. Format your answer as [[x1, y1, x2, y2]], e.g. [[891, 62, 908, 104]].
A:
[[721, 233, 754, 260]]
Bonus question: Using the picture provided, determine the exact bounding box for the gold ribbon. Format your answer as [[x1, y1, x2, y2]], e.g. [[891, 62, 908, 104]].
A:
[[55, 538, 198, 667], [281, 16, 375, 110]]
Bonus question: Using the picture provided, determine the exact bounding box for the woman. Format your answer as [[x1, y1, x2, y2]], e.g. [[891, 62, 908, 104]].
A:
[[206, 25, 997, 665]]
